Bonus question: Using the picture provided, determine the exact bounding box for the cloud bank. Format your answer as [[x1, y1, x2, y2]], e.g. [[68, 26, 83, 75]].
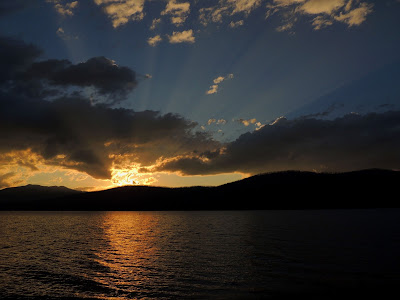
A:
[[153, 112, 400, 175], [0, 95, 216, 179], [0, 36, 218, 183]]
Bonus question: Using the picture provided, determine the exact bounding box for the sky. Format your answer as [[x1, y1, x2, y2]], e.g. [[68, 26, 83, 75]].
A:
[[1, 0, 400, 191]]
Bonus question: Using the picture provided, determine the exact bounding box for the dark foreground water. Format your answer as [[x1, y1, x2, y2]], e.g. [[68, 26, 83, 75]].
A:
[[1, 210, 400, 299]]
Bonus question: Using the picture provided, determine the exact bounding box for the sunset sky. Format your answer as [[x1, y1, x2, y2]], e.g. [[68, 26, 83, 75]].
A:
[[1, 0, 400, 191]]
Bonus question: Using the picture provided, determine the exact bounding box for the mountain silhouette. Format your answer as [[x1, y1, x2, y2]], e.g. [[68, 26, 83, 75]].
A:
[[0, 169, 398, 210]]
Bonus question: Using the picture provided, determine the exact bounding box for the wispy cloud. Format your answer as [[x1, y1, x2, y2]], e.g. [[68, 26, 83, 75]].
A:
[[150, 17, 161, 30], [229, 20, 244, 28], [266, 0, 374, 31], [334, 2, 373, 27], [208, 118, 227, 125], [47, 0, 78, 16], [230, 0, 263, 14], [200, 0, 262, 26], [0, 172, 21, 189], [198, 0, 373, 32]]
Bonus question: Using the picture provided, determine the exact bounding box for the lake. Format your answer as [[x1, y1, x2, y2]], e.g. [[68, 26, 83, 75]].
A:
[[1, 210, 399, 299]]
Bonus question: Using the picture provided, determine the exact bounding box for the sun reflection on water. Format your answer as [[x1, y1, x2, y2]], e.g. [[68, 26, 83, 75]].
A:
[[94, 212, 161, 298]]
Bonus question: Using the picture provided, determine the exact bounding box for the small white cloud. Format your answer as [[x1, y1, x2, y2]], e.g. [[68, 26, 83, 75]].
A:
[[161, 0, 190, 26], [300, 0, 346, 15], [170, 16, 186, 25], [217, 119, 227, 125], [206, 73, 234, 95], [167, 29, 195, 44], [213, 76, 225, 84], [206, 85, 219, 95], [238, 118, 257, 126], [94, 0, 145, 28], [147, 35, 162, 47], [207, 118, 227, 125], [57, 27, 65, 35]]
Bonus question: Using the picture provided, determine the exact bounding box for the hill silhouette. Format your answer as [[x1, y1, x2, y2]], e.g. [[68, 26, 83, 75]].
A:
[[0, 169, 398, 210], [0, 184, 82, 202]]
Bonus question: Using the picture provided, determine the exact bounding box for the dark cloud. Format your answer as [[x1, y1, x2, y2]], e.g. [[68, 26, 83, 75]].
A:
[[0, 36, 217, 179], [0, 37, 138, 104], [23, 56, 138, 103], [0, 93, 217, 179], [155, 111, 400, 175], [0, 36, 42, 82]]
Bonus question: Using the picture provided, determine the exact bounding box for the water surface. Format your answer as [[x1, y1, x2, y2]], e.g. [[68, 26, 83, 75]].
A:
[[1, 210, 399, 299]]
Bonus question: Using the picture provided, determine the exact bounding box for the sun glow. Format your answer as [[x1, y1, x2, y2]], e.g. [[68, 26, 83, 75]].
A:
[[111, 166, 157, 187]]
